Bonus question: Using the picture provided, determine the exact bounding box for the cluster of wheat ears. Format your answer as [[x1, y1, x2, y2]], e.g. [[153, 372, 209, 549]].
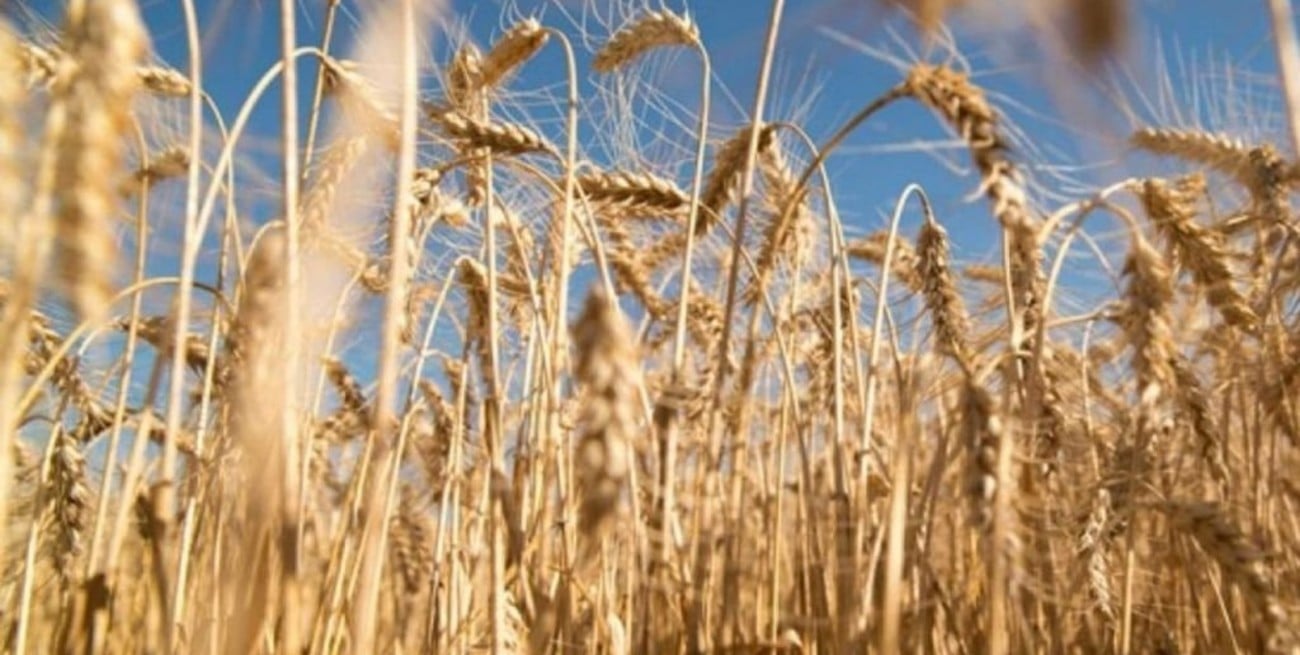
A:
[[0, 0, 1298, 653]]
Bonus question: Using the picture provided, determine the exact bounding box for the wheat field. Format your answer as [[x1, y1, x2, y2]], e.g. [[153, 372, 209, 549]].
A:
[[0, 0, 1298, 653]]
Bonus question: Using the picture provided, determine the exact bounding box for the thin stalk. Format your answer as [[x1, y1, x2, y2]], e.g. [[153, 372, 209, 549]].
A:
[[302, 0, 343, 170], [660, 41, 713, 576], [153, 0, 205, 642], [351, 0, 420, 651], [708, 0, 784, 430]]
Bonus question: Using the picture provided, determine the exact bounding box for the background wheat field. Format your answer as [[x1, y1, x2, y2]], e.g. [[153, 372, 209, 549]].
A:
[[0, 0, 1298, 653]]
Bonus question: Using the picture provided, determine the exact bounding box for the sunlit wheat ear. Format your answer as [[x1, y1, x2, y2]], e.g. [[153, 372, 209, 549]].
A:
[[904, 64, 1044, 336], [322, 355, 368, 419], [700, 123, 776, 234], [847, 231, 922, 293], [1120, 231, 1176, 407], [136, 64, 191, 97], [389, 484, 434, 596], [120, 145, 190, 197], [52, 0, 148, 323], [49, 427, 89, 582], [916, 216, 972, 368], [1137, 175, 1257, 330], [571, 288, 638, 534], [1169, 353, 1227, 483], [1078, 488, 1115, 620], [1131, 128, 1260, 187], [430, 108, 553, 155], [959, 377, 1001, 529], [598, 215, 670, 316], [480, 18, 547, 89], [577, 169, 690, 216], [446, 43, 484, 108], [1132, 128, 1295, 222], [298, 135, 368, 233], [19, 39, 188, 97], [753, 141, 815, 276], [592, 10, 700, 73]]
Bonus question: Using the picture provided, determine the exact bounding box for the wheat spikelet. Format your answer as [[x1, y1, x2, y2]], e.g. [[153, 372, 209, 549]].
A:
[[847, 231, 922, 293], [480, 18, 547, 89], [443, 43, 491, 206], [51, 0, 148, 322], [916, 217, 972, 367], [299, 135, 368, 233], [414, 380, 453, 488], [1120, 231, 1176, 405], [1077, 489, 1115, 620], [121, 145, 190, 197], [752, 141, 816, 278], [578, 169, 690, 216], [49, 427, 89, 581], [592, 10, 700, 73], [639, 230, 691, 273], [446, 43, 483, 109], [323, 356, 368, 419], [411, 166, 469, 229], [455, 257, 490, 329], [1131, 128, 1258, 188], [959, 377, 1001, 529], [389, 485, 434, 595], [1169, 353, 1227, 483], [26, 314, 114, 442], [15, 39, 184, 97], [115, 315, 212, 374], [699, 124, 776, 234], [431, 108, 552, 155], [962, 263, 1004, 285], [904, 64, 1044, 343], [571, 288, 638, 533], [1137, 175, 1257, 330], [1135, 129, 1293, 238], [136, 64, 191, 97]]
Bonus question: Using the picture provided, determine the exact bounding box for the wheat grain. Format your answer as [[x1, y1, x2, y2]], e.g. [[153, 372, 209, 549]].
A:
[[592, 10, 700, 73], [480, 19, 548, 89]]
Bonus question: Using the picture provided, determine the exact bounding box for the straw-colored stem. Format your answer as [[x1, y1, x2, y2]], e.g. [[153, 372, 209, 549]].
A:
[[351, 1, 420, 651]]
